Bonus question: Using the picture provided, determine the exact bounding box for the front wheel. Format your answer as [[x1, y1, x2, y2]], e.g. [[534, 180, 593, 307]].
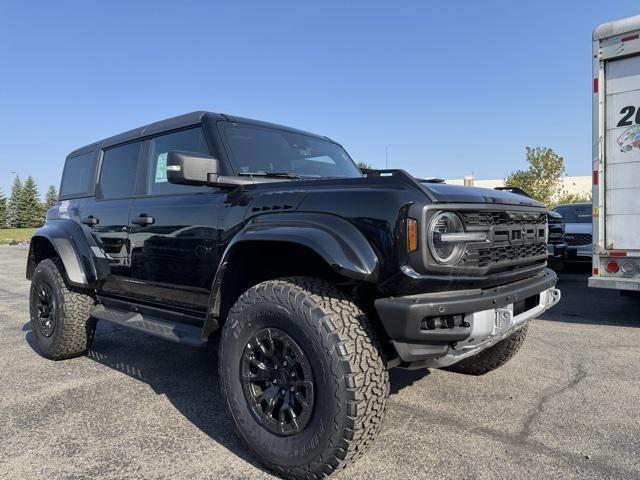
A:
[[219, 277, 389, 479]]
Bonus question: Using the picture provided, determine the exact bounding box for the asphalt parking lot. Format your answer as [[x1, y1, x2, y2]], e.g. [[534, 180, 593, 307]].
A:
[[1, 246, 639, 479]]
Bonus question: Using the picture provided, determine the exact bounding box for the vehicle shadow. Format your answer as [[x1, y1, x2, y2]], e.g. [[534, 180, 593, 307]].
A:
[[541, 267, 640, 327], [23, 319, 434, 472], [23, 320, 271, 475], [558, 261, 591, 274], [389, 367, 431, 395]]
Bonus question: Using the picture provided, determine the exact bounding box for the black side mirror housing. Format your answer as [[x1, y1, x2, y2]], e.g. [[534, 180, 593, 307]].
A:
[[167, 151, 220, 186]]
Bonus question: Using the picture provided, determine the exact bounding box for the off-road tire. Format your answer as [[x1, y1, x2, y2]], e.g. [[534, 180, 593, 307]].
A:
[[29, 258, 96, 360], [445, 324, 529, 375], [219, 277, 389, 480]]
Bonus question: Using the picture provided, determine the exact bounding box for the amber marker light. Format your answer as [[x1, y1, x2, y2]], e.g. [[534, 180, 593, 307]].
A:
[[408, 218, 418, 253]]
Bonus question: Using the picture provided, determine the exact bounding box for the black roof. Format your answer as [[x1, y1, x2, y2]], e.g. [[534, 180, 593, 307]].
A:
[[67, 111, 329, 158]]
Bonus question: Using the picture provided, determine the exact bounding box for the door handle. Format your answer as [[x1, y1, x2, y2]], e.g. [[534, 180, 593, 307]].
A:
[[131, 214, 155, 226], [81, 216, 99, 226]]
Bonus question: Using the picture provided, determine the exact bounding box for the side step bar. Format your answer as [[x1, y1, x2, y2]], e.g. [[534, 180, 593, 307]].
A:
[[91, 304, 207, 347]]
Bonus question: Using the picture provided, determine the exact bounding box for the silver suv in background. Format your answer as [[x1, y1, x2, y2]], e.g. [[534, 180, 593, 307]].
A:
[[553, 202, 592, 261]]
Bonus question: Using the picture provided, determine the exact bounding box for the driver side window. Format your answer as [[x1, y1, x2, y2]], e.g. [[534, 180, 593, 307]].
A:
[[146, 128, 211, 195]]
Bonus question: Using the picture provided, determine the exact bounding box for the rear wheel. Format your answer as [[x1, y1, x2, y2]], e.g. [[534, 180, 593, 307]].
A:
[[29, 258, 96, 360], [219, 277, 389, 479], [445, 325, 529, 375]]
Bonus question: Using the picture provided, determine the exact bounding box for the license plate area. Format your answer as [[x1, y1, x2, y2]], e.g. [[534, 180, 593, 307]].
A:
[[513, 294, 540, 316]]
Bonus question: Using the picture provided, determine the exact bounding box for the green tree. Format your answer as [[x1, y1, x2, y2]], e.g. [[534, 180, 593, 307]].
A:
[[0, 189, 6, 228], [42, 184, 59, 213], [357, 161, 373, 170], [6, 175, 22, 228], [505, 147, 565, 207], [555, 190, 592, 206], [17, 176, 43, 228]]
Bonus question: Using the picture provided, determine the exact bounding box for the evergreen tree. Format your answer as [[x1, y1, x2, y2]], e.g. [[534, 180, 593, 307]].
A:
[[17, 176, 43, 227], [6, 175, 22, 228], [43, 184, 59, 213], [0, 189, 6, 228]]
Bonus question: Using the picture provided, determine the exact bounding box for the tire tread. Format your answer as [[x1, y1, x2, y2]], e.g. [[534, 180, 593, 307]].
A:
[[445, 325, 529, 375], [30, 258, 95, 360], [219, 276, 389, 480]]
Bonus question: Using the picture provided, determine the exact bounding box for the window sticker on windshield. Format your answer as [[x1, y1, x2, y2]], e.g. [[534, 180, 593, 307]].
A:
[[155, 153, 168, 183]]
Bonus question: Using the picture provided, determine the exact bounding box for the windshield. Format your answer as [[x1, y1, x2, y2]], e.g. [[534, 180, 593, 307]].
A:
[[553, 204, 592, 223], [219, 122, 363, 179]]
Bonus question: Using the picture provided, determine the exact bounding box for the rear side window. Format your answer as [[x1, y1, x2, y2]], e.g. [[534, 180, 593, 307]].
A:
[[98, 142, 141, 199], [60, 152, 96, 197], [145, 127, 210, 195]]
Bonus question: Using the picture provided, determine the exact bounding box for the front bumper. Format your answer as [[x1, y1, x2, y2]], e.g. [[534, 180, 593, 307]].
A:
[[547, 243, 567, 259], [565, 245, 591, 260], [375, 269, 560, 365]]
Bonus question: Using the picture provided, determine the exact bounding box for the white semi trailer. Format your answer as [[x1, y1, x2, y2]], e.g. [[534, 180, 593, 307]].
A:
[[590, 15, 640, 292]]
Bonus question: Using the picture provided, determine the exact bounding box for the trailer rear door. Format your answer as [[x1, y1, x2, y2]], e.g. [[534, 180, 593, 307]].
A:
[[605, 54, 640, 249]]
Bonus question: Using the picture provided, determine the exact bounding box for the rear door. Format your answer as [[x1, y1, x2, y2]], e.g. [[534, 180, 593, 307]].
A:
[[78, 141, 141, 295], [605, 54, 640, 249], [127, 127, 224, 311]]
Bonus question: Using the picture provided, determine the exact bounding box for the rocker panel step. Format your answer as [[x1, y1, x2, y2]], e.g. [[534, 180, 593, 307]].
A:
[[90, 304, 207, 347]]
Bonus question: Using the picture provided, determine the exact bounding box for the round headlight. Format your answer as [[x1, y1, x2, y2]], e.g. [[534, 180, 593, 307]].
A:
[[428, 212, 465, 265]]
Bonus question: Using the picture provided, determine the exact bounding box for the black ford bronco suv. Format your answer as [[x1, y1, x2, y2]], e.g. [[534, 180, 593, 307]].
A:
[[27, 112, 561, 479]]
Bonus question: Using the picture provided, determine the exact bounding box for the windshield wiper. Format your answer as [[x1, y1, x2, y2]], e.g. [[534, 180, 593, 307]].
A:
[[238, 171, 305, 179]]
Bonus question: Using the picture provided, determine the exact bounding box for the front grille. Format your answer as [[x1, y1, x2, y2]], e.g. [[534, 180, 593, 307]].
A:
[[461, 211, 547, 226], [547, 214, 564, 245], [458, 210, 548, 269], [565, 233, 592, 246], [548, 235, 564, 245], [463, 243, 548, 267], [548, 226, 564, 245]]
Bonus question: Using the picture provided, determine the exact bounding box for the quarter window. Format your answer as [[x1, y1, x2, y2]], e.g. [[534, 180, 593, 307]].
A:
[[99, 142, 141, 199], [146, 128, 210, 195], [60, 152, 96, 197]]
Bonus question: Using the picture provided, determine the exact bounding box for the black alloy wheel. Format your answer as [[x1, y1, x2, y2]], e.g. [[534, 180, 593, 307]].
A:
[[240, 328, 314, 436], [35, 281, 57, 337], [29, 258, 96, 360], [219, 277, 389, 479]]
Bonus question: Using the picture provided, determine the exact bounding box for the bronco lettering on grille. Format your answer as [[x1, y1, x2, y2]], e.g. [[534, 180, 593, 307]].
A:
[[459, 211, 548, 268]]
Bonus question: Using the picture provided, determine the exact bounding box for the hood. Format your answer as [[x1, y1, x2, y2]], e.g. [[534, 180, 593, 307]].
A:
[[246, 171, 545, 208], [421, 183, 545, 207]]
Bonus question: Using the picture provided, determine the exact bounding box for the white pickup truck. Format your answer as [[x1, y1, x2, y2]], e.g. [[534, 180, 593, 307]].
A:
[[590, 15, 640, 292]]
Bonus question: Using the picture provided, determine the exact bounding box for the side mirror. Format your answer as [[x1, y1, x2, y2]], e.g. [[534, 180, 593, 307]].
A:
[[167, 151, 220, 186]]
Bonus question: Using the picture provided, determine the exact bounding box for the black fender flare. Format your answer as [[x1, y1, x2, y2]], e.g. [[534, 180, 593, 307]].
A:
[[202, 212, 379, 337], [27, 219, 109, 289]]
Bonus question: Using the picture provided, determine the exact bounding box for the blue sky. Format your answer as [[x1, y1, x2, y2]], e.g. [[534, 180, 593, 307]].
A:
[[1, 1, 638, 196]]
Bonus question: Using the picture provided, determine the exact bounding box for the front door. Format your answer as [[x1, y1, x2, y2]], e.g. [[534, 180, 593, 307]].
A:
[[126, 127, 224, 310]]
